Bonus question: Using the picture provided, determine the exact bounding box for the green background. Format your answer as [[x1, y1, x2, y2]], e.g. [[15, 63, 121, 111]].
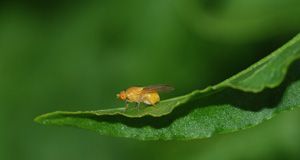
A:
[[1, 0, 300, 159]]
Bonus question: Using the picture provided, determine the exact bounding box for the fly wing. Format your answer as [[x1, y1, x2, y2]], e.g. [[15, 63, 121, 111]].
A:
[[142, 84, 174, 93]]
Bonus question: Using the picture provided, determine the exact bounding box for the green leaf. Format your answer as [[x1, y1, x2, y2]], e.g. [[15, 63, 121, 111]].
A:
[[35, 33, 300, 140]]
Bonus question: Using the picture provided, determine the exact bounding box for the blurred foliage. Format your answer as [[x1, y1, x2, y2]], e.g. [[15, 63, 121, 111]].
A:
[[0, 0, 300, 160]]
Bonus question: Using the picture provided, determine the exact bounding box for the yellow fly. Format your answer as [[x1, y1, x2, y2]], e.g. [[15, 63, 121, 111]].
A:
[[116, 84, 174, 108]]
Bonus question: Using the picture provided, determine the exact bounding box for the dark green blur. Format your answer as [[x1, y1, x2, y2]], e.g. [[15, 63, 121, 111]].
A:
[[0, 0, 300, 160]]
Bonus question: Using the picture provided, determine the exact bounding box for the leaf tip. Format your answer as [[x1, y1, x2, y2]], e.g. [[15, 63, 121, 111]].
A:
[[34, 113, 52, 125], [34, 115, 43, 124]]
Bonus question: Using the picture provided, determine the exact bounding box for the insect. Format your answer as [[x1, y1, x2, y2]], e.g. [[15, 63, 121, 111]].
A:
[[116, 84, 174, 108]]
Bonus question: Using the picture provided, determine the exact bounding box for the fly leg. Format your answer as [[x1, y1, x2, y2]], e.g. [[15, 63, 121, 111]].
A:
[[136, 102, 141, 111], [125, 100, 129, 110], [151, 102, 158, 109]]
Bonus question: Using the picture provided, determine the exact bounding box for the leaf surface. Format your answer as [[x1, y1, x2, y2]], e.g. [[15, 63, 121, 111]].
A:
[[35, 33, 300, 140]]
